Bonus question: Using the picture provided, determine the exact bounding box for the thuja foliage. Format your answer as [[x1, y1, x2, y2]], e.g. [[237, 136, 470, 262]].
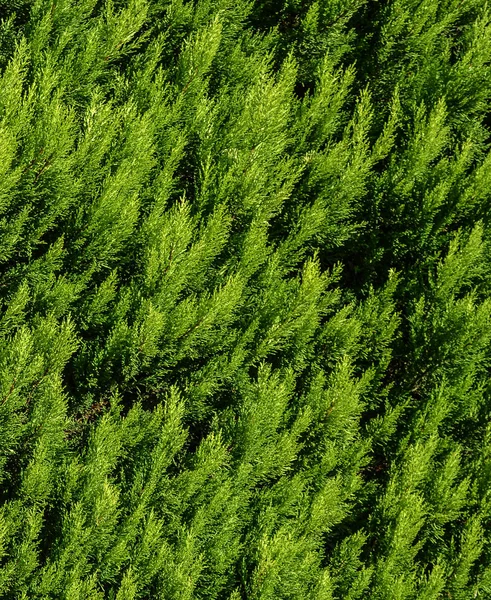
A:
[[0, 0, 490, 598]]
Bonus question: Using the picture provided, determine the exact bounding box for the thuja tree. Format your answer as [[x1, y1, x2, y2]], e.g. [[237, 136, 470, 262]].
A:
[[0, 0, 490, 598]]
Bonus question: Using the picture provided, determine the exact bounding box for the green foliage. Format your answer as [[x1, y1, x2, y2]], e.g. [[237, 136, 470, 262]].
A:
[[0, 0, 489, 598]]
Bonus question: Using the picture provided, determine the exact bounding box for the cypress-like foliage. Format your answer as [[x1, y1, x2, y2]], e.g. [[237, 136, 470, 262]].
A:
[[0, 1, 490, 598]]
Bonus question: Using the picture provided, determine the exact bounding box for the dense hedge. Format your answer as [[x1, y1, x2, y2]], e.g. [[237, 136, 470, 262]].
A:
[[0, 1, 490, 598]]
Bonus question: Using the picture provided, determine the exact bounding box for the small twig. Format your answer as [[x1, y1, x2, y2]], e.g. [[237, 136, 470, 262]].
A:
[[22, 146, 44, 175], [181, 72, 198, 96], [33, 158, 53, 183], [161, 246, 174, 277], [75, 396, 110, 424], [103, 40, 127, 62], [324, 6, 353, 29], [21, 158, 37, 175], [25, 367, 51, 406], [1, 378, 17, 406], [180, 315, 207, 339], [21, 147, 45, 176]]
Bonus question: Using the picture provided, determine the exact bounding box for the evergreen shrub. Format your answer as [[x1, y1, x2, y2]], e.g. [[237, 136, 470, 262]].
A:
[[0, 1, 490, 598]]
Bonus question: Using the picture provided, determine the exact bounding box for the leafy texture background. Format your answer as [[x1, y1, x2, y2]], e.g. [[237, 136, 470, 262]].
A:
[[0, 1, 490, 598]]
